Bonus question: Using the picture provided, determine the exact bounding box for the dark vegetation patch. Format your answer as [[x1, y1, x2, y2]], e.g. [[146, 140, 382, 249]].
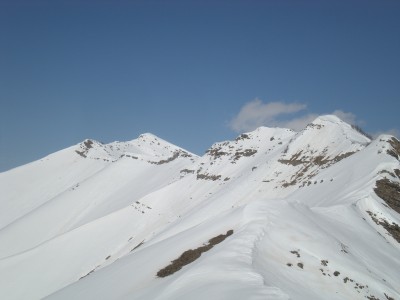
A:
[[321, 260, 328, 266], [394, 169, 400, 179], [367, 211, 400, 243], [333, 271, 340, 276], [157, 230, 233, 278], [374, 178, 400, 214], [387, 137, 400, 159], [286, 263, 293, 267]]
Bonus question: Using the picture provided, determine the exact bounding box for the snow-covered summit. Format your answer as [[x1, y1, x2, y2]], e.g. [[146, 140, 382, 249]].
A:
[[74, 133, 196, 163], [312, 114, 345, 123]]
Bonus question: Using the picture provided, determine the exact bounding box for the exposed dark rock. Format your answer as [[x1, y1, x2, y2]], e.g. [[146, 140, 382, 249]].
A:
[[387, 137, 400, 159], [385, 293, 395, 300], [157, 230, 233, 278], [75, 150, 87, 158], [180, 169, 195, 175], [150, 151, 180, 165], [367, 211, 400, 243], [131, 240, 144, 252], [374, 179, 400, 214], [297, 262, 303, 269], [83, 140, 94, 149], [331, 152, 356, 163], [290, 250, 300, 258], [206, 147, 229, 158], [233, 149, 257, 161], [196, 173, 222, 181], [278, 151, 304, 166], [235, 133, 250, 141]]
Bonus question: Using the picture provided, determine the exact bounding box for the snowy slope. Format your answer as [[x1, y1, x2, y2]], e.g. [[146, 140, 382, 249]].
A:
[[0, 115, 399, 300]]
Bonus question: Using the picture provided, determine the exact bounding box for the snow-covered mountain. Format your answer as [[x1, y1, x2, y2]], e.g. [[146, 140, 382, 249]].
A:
[[1, 115, 399, 300]]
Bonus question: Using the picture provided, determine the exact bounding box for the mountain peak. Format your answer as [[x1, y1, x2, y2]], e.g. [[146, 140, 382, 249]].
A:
[[137, 132, 160, 140]]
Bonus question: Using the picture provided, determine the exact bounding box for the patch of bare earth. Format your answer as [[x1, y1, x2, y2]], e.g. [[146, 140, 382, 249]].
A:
[[387, 137, 400, 160], [374, 179, 400, 215], [367, 211, 400, 243], [157, 230, 233, 278]]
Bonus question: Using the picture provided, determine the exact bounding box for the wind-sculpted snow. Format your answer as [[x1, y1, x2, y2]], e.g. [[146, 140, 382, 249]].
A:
[[0, 115, 399, 300]]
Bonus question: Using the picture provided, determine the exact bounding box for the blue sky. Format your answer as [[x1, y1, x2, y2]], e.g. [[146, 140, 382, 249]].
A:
[[1, 0, 399, 172]]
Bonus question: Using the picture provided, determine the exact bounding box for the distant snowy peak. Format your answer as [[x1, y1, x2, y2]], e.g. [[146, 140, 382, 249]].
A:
[[204, 114, 369, 163], [205, 127, 295, 158], [74, 133, 197, 164], [311, 114, 344, 124], [376, 134, 400, 161], [307, 114, 371, 143], [193, 114, 376, 189], [283, 114, 371, 158], [269, 115, 371, 186]]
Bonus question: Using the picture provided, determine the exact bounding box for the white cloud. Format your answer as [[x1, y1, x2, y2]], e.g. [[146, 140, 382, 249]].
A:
[[229, 99, 307, 132], [386, 129, 400, 138], [228, 98, 364, 133], [331, 110, 357, 125], [281, 113, 319, 131], [372, 128, 400, 139]]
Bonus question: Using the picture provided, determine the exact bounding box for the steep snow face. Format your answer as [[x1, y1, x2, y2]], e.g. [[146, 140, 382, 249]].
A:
[[1, 116, 399, 300]]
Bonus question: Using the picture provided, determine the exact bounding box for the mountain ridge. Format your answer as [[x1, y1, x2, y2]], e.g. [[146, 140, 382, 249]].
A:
[[0, 115, 399, 300]]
